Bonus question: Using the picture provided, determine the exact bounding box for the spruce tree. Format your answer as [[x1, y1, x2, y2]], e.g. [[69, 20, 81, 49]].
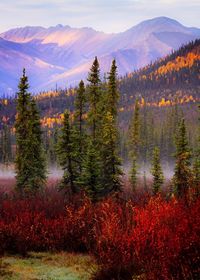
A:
[[193, 156, 200, 192], [28, 99, 47, 190], [81, 139, 102, 200], [106, 59, 119, 118], [99, 60, 122, 194], [15, 69, 46, 194], [87, 56, 102, 141], [15, 69, 31, 193], [151, 147, 164, 195], [82, 57, 102, 197], [140, 99, 148, 168], [57, 110, 78, 193], [73, 80, 87, 180], [101, 112, 122, 194], [129, 99, 140, 190], [173, 118, 192, 198], [192, 105, 200, 194]]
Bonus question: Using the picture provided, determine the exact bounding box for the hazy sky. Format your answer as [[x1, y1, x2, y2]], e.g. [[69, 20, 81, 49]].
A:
[[0, 0, 199, 33]]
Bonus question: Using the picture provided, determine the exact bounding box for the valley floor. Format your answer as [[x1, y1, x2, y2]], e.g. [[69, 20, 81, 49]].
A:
[[0, 252, 97, 280]]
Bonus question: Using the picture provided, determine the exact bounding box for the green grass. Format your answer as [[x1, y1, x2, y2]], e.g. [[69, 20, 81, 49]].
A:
[[0, 252, 98, 280]]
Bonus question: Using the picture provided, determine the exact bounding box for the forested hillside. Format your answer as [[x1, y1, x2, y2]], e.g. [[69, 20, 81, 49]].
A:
[[119, 39, 199, 106], [0, 40, 200, 168]]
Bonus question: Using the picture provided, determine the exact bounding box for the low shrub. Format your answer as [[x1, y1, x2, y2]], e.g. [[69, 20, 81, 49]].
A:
[[0, 186, 199, 279], [93, 196, 200, 279]]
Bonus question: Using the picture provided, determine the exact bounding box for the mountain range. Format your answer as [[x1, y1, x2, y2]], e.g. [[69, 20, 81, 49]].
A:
[[0, 17, 199, 95]]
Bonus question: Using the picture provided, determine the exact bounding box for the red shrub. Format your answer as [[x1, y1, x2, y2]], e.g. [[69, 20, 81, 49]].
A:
[[0, 187, 199, 279], [93, 196, 200, 279]]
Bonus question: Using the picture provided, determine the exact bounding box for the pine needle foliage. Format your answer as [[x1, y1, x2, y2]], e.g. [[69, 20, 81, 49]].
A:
[[192, 104, 200, 195], [15, 69, 46, 194], [87, 56, 102, 141], [129, 99, 140, 190], [57, 110, 79, 193], [173, 118, 192, 198], [151, 147, 164, 194], [101, 112, 122, 194]]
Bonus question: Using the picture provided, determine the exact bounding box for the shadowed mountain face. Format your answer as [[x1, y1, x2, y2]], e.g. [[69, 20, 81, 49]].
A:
[[0, 17, 199, 95]]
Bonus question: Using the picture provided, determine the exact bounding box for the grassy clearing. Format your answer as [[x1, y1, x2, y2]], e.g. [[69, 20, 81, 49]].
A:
[[0, 252, 98, 280]]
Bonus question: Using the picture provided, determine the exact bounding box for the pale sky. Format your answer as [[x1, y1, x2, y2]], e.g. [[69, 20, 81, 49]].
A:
[[0, 0, 199, 33]]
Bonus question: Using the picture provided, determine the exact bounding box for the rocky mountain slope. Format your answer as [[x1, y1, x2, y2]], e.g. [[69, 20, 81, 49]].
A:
[[0, 17, 199, 94]]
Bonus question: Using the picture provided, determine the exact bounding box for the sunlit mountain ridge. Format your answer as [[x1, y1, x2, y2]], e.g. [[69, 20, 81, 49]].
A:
[[0, 17, 199, 95]]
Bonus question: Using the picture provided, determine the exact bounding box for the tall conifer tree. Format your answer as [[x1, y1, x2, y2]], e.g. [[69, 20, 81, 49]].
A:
[[57, 110, 79, 193], [73, 80, 87, 179], [81, 139, 102, 200], [106, 59, 119, 118], [15, 69, 46, 193], [28, 99, 47, 190], [101, 112, 122, 194], [87, 56, 101, 141], [192, 104, 200, 194], [173, 118, 192, 197], [129, 99, 140, 190], [151, 147, 164, 194], [15, 69, 31, 193], [100, 60, 122, 194], [82, 57, 102, 198]]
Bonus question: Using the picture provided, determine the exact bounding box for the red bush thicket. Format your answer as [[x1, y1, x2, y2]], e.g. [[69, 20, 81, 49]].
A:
[[0, 188, 199, 279], [93, 196, 200, 279]]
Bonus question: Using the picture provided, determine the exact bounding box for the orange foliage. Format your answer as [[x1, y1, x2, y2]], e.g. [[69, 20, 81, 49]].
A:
[[122, 95, 199, 113], [156, 52, 200, 75], [41, 114, 64, 128], [34, 88, 76, 101], [40, 112, 78, 128], [35, 91, 61, 100]]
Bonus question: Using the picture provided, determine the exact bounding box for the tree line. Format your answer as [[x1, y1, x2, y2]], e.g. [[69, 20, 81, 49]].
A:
[[13, 59, 122, 200], [1, 58, 200, 200], [129, 98, 200, 197]]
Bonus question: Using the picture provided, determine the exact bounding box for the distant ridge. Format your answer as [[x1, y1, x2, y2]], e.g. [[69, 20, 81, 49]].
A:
[[0, 17, 199, 95]]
